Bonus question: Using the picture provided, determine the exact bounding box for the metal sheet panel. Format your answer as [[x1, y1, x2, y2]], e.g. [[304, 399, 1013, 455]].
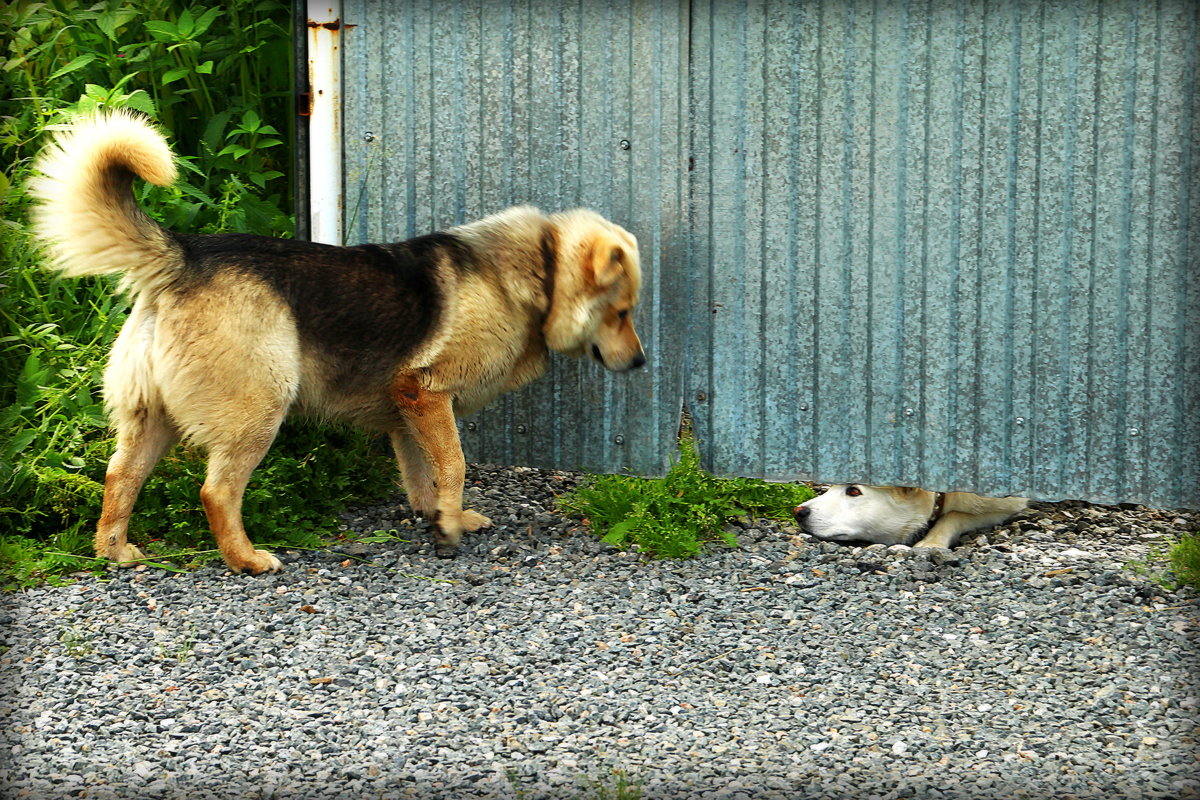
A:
[[340, 0, 688, 476], [335, 0, 1199, 507], [689, 0, 1199, 508]]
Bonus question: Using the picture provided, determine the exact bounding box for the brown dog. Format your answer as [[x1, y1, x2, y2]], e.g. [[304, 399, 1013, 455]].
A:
[[31, 110, 645, 573]]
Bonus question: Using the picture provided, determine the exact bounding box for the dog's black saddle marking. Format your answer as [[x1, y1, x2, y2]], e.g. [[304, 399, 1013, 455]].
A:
[[172, 232, 479, 387]]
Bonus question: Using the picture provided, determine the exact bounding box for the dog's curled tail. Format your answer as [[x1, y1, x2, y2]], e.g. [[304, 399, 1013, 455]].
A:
[[29, 109, 180, 295]]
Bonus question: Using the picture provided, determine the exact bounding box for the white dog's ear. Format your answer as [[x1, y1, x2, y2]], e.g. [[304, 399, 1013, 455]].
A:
[[893, 486, 924, 498]]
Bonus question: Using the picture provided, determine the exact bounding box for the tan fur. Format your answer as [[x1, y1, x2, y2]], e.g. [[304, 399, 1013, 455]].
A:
[[31, 111, 645, 573], [541, 209, 642, 360]]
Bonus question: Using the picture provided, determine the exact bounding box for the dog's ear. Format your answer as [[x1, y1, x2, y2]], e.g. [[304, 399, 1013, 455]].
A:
[[589, 236, 625, 289], [892, 486, 925, 498]]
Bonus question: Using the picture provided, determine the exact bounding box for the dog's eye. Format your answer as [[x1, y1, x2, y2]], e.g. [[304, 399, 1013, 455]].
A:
[[845, 486, 862, 497]]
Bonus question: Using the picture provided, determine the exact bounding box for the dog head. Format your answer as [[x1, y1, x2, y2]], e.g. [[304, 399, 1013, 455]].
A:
[[793, 485, 934, 545], [544, 209, 645, 372]]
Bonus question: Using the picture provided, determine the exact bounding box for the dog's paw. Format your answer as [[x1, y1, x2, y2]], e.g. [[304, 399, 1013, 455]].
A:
[[107, 543, 146, 567], [912, 539, 954, 552], [461, 510, 492, 532], [229, 550, 283, 575]]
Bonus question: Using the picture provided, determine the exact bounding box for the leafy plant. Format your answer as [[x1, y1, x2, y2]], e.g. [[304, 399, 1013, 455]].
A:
[[559, 426, 814, 559], [1, 0, 294, 237], [58, 621, 96, 658]]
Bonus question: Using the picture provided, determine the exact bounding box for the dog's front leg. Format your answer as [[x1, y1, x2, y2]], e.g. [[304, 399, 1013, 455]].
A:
[[391, 374, 469, 558], [914, 512, 973, 550], [391, 425, 493, 536]]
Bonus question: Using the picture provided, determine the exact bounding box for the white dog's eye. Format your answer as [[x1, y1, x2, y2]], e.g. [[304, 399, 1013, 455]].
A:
[[845, 486, 862, 497]]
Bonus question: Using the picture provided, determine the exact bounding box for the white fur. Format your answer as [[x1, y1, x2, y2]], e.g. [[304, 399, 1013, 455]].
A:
[[795, 485, 1027, 549]]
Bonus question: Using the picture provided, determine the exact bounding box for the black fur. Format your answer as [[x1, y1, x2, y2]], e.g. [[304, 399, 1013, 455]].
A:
[[171, 232, 477, 386]]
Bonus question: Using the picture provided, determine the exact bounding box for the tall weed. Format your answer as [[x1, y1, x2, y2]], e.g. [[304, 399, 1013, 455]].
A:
[[1, 1, 394, 586]]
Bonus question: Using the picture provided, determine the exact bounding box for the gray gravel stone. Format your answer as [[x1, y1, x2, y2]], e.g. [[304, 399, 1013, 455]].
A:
[[1, 465, 1197, 799]]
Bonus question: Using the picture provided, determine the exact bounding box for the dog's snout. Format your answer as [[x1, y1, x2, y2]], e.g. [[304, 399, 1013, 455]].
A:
[[593, 344, 646, 372], [793, 505, 810, 522]]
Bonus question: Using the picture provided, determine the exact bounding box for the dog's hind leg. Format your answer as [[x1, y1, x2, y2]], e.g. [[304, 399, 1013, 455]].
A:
[[200, 435, 284, 575], [96, 406, 178, 565], [389, 428, 437, 517]]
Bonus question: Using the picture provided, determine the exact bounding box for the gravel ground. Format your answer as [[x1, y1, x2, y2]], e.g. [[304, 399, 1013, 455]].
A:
[[2, 464, 1198, 800]]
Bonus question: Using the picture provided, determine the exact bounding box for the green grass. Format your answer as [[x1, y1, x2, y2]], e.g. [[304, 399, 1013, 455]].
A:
[[1167, 533, 1200, 590], [506, 766, 642, 800], [155, 622, 198, 663], [1126, 532, 1200, 593], [558, 427, 814, 559], [577, 768, 643, 800]]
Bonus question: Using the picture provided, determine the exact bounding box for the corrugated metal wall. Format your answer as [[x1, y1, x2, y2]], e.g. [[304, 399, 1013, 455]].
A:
[[339, 0, 1199, 509], [342, 0, 689, 477]]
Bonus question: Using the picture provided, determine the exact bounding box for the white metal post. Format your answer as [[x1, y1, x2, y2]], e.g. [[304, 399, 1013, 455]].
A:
[[307, 0, 343, 245]]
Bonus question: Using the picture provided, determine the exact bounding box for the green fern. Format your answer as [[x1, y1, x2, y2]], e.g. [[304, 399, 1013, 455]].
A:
[[559, 428, 813, 559]]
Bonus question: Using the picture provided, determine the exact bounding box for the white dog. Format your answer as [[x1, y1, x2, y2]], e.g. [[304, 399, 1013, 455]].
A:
[[793, 485, 1027, 549]]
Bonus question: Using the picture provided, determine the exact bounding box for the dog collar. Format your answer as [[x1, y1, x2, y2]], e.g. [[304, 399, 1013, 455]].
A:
[[929, 492, 947, 523]]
